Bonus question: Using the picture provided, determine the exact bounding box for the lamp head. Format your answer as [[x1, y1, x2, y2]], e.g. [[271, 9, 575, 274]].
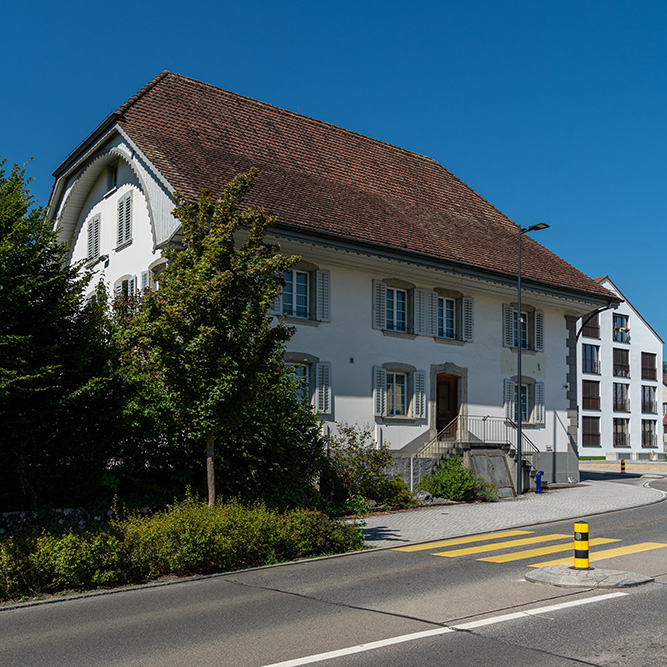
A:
[[521, 222, 550, 233]]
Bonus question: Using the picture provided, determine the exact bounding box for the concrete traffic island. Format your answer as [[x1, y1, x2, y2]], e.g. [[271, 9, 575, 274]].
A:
[[525, 564, 653, 588]]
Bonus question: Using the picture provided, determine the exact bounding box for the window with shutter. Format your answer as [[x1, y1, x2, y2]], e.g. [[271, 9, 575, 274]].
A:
[[315, 362, 332, 415], [315, 270, 331, 322], [87, 215, 100, 262], [373, 367, 387, 417], [503, 305, 543, 351], [273, 266, 331, 322], [114, 276, 136, 299], [504, 378, 544, 425], [116, 192, 132, 247], [413, 370, 426, 419], [461, 297, 474, 342], [534, 382, 545, 425]]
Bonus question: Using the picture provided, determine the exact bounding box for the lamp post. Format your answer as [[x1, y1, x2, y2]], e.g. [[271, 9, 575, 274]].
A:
[[516, 222, 549, 494]]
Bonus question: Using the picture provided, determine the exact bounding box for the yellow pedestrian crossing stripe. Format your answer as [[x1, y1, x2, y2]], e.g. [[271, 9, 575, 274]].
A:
[[393, 531, 532, 552], [392, 531, 667, 568], [529, 542, 667, 568], [479, 538, 620, 563], [432, 534, 571, 557]]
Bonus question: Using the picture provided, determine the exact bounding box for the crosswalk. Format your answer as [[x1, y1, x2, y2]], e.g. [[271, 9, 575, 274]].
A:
[[393, 530, 667, 568]]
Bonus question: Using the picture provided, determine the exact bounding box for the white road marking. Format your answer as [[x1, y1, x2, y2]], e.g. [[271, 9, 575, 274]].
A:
[[262, 592, 627, 666]]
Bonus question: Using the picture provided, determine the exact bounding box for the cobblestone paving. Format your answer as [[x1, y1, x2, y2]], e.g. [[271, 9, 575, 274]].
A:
[[362, 479, 667, 547]]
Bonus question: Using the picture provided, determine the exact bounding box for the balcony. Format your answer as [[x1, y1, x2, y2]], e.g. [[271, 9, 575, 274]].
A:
[[642, 433, 657, 448], [613, 327, 630, 343], [613, 432, 630, 447], [583, 360, 601, 375], [613, 366, 630, 378], [613, 398, 631, 412], [642, 401, 657, 414]]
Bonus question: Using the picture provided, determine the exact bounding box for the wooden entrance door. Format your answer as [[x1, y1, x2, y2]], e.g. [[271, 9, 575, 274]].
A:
[[436, 374, 459, 435]]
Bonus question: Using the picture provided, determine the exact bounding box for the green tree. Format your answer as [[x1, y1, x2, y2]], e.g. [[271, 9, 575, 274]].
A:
[[0, 159, 111, 509], [119, 170, 325, 507]]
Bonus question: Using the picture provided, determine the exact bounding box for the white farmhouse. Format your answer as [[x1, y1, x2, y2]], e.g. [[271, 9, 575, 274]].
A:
[[578, 277, 664, 460], [49, 72, 619, 489]]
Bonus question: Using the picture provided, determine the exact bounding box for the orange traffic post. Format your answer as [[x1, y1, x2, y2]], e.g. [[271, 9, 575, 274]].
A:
[[621, 459, 626, 474], [573, 522, 590, 570]]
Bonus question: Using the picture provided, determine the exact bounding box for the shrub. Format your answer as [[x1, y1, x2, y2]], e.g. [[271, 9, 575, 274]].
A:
[[0, 497, 364, 603], [419, 458, 498, 503], [321, 423, 414, 513]]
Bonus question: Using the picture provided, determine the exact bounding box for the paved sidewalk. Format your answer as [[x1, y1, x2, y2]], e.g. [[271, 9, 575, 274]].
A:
[[362, 474, 667, 548]]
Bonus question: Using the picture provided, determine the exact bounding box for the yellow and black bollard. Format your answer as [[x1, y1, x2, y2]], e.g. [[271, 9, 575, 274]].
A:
[[573, 522, 590, 569], [621, 459, 626, 474]]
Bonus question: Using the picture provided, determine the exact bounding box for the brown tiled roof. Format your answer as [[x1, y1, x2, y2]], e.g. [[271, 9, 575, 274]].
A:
[[115, 71, 613, 300]]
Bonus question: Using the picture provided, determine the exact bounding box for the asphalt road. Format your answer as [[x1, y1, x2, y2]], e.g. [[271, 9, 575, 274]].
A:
[[1, 478, 666, 666]]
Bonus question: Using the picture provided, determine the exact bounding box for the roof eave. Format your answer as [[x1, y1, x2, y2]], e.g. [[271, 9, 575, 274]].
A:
[[268, 221, 620, 309]]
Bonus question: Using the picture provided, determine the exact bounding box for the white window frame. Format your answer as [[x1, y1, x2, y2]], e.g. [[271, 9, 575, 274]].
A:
[[283, 270, 310, 319], [386, 287, 408, 332], [438, 297, 456, 339]]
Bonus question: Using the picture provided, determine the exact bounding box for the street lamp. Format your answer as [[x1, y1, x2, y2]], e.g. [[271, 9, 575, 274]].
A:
[[516, 222, 549, 494]]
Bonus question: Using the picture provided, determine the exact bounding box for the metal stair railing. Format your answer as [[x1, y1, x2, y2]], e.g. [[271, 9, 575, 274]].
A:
[[416, 415, 541, 478]]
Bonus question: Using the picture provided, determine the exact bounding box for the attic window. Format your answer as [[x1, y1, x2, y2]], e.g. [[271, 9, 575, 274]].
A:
[[106, 163, 118, 194]]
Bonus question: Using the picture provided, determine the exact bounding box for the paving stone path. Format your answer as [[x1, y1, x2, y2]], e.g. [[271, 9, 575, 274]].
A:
[[363, 477, 666, 547]]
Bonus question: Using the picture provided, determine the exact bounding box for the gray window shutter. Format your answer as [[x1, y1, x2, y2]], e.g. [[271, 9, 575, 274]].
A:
[[268, 288, 282, 315], [114, 282, 123, 298], [373, 366, 387, 417], [372, 280, 387, 330], [462, 297, 474, 342], [315, 362, 332, 415], [534, 382, 545, 424], [117, 197, 125, 245], [427, 291, 438, 336], [128, 276, 136, 297], [503, 304, 514, 347], [504, 379, 516, 421], [117, 193, 132, 245], [87, 215, 100, 261], [534, 310, 545, 352], [315, 270, 331, 322], [413, 289, 428, 335], [141, 270, 151, 291], [413, 370, 426, 419]]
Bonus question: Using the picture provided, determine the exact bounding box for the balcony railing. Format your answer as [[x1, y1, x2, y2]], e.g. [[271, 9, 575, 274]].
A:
[[583, 360, 601, 374], [613, 398, 631, 412], [642, 433, 657, 448], [613, 432, 630, 447], [582, 397, 600, 410], [582, 433, 600, 446], [642, 368, 657, 381], [613, 366, 630, 378], [641, 400, 657, 414], [613, 328, 630, 343]]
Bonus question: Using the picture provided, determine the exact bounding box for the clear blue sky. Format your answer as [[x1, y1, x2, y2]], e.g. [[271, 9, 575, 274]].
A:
[[4, 1, 665, 342]]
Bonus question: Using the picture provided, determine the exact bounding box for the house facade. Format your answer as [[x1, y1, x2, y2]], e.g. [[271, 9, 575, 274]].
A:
[[49, 72, 619, 485], [578, 277, 664, 460]]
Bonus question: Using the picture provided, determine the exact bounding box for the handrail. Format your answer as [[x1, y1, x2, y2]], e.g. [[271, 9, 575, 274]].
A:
[[415, 415, 540, 477]]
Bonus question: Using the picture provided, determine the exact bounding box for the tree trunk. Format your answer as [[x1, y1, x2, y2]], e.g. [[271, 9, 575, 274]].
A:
[[206, 430, 215, 508]]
